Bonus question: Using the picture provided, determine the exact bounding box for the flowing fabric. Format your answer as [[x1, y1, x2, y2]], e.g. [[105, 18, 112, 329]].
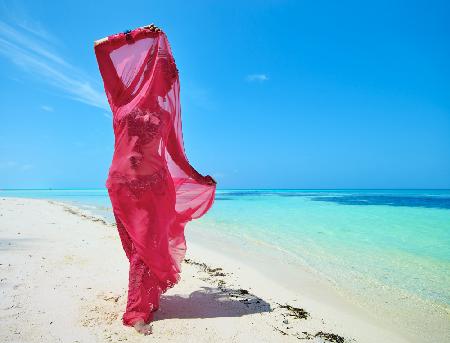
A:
[[94, 27, 216, 326]]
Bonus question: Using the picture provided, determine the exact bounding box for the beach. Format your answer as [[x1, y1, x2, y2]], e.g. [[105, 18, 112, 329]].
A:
[[1, 0, 448, 341], [1, 196, 434, 343]]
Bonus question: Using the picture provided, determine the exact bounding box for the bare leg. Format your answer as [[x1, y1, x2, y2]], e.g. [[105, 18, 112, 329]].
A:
[[110, 185, 163, 332], [122, 244, 161, 331], [114, 211, 133, 261]]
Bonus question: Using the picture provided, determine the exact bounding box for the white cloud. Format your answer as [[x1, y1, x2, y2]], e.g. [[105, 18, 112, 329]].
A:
[[0, 18, 109, 111], [20, 164, 34, 171], [41, 105, 54, 112], [0, 1, 58, 43], [245, 74, 269, 82], [0, 161, 17, 169], [0, 161, 34, 172]]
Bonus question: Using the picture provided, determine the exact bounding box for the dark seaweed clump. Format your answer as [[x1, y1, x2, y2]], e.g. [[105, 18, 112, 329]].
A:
[[184, 258, 226, 276], [276, 302, 309, 319], [314, 331, 345, 343]]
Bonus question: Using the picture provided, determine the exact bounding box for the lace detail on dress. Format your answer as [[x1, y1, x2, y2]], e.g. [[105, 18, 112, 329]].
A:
[[125, 245, 159, 320], [126, 107, 163, 145], [108, 167, 169, 199], [158, 47, 178, 86], [159, 272, 181, 294], [128, 253, 150, 309]]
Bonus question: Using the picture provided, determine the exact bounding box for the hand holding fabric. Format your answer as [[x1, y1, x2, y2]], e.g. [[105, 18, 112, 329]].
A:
[[202, 175, 217, 185]]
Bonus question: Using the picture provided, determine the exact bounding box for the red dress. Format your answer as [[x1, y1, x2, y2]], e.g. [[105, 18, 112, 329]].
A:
[[94, 27, 216, 326]]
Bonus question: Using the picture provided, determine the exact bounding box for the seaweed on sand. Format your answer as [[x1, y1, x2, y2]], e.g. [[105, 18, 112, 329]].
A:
[[276, 302, 310, 319]]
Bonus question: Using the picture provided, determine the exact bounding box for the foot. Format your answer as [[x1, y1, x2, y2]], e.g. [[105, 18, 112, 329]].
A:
[[133, 319, 152, 335]]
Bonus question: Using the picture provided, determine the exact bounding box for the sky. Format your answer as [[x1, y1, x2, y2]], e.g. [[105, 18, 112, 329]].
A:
[[0, 0, 449, 189]]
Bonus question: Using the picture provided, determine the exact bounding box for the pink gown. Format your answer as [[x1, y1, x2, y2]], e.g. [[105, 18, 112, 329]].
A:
[[94, 26, 216, 326]]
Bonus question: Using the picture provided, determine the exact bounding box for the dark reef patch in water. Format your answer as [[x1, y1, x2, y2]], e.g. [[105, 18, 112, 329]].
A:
[[310, 195, 450, 209], [218, 191, 325, 198], [275, 192, 324, 197], [215, 196, 235, 201], [219, 191, 278, 197]]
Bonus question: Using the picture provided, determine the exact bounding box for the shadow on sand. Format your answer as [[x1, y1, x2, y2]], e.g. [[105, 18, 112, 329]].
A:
[[156, 285, 271, 320]]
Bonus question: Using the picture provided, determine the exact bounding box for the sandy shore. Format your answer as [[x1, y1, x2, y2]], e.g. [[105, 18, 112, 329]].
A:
[[0, 197, 412, 342]]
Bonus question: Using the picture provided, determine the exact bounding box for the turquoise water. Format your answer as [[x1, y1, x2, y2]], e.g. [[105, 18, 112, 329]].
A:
[[2, 189, 449, 318]]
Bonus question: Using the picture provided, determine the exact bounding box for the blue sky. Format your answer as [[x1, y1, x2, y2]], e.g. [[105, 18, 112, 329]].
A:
[[0, 0, 449, 189]]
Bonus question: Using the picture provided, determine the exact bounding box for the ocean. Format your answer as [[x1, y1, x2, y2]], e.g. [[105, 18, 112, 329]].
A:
[[1, 188, 449, 336]]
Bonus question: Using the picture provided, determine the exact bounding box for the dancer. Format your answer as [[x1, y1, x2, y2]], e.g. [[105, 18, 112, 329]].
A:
[[94, 23, 216, 335]]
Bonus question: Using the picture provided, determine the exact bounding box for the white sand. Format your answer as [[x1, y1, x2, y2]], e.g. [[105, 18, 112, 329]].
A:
[[0, 197, 414, 342]]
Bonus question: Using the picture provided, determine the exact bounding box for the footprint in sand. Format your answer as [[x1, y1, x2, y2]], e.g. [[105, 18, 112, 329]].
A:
[[80, 291, 124, 328]]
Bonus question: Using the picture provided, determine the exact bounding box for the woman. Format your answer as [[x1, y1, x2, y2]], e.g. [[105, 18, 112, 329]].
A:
[[94, 24, 217, 335]]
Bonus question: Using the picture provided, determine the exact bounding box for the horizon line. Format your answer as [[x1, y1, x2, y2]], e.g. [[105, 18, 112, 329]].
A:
[[1, 188, 449, 191]]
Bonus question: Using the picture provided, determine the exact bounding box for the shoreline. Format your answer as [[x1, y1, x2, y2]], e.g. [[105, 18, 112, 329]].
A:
[[0, 197, 426, 342], [186, 221, 450, 343]]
